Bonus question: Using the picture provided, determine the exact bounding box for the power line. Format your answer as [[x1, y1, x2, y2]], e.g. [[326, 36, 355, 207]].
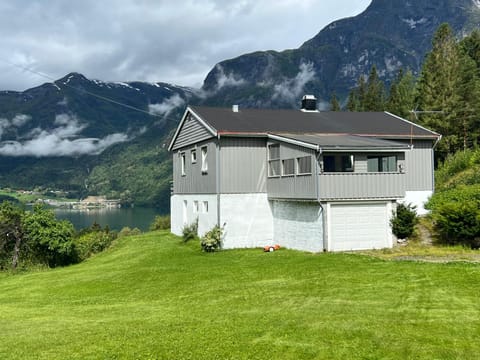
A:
[[0, 58, 186, 124]]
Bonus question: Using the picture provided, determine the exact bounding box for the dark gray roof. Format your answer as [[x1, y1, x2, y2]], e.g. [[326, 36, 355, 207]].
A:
[[190, 106, 440, 139], [273, 133, 411, 150]]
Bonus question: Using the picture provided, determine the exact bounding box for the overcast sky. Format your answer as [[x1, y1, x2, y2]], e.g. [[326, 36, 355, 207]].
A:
[[0, 0, 371, 91]]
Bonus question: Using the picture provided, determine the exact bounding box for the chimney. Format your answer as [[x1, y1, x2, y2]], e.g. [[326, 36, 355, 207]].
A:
[[301, 95, 318, 112], [232, 104, 239, 113]]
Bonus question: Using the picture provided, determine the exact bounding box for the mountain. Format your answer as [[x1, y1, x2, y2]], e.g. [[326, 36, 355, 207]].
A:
[[201, 0, 480, 108], [2, 0, 480, 211], [0, 73, 196, 209]]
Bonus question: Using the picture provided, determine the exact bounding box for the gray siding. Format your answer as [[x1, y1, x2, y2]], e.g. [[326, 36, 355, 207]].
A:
[[400, 140, 435, 191], [172, 113, 214, 151], [268, 175, 317, 199], [173, 140, 217, 194], [266, 142, 317, 199], [318, 172, 406, 199], [220, 137, 267, 193]]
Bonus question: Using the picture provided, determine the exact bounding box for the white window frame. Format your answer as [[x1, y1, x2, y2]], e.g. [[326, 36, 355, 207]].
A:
[[193, 200, 199, 213], [180, 152, 186, 176], [201, 146, 208, 173], [203, 201, 209, 213], [268, 144, 281, 177], [191, 149, 197, 164]]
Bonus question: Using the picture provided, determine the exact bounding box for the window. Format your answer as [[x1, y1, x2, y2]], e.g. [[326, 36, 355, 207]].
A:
[[193, 200, 199, 213], [268, 144, 280, 159], [180, 152, 186, 176], [182, 200, 187, 225], [367, 155, 397, 172], [203, 201, 209, 213], [201, 146, 208, 173], [269, 160, 280, 177], [268, 144, 280, 177], [323, 154, 354, 172], [282, 158, 295, 176], [297, 156, 312, 174], [191, 149, 197, 163]]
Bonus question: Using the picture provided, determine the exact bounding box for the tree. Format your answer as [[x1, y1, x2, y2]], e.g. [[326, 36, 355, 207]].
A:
[[0, 202, 25, 270], [390, 203, 418, 240], [460, 29, 480, 71], [346, 89, 359, 111], [459, 31, 480, 148], [23, 204, 76, 267], [364, 65, 385, 111], [387, 69, 417, 118], [346, 66, 386, 111], [416, 23, 478, 157], [330, 92, 341, 111], [347, 74, 368, 111]]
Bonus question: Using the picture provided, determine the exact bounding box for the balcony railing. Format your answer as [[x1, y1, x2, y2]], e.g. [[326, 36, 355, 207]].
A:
[[317, 172, 406, 200]]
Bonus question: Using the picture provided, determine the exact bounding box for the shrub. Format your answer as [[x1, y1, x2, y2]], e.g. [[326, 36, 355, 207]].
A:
[[432, 201, 480, 248], [23, 204, 77, 267], [182, 218, 198, 243], [118, 226, 142, 238], [74, 222, 117, 261], [74, 231, 116, 261], [149, 215, 171, 231], [200, 225, 223, 252], [391, 203, 418, 240], [426, 184, 480, 211], [435, 149, 476, 188]]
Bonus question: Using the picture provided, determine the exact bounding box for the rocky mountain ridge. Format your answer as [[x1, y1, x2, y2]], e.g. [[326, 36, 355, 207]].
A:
[[202, 0, 480, 108]]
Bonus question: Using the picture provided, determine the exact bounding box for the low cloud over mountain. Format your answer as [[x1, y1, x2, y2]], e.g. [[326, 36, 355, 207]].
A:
[[0, 114, 129, 157]]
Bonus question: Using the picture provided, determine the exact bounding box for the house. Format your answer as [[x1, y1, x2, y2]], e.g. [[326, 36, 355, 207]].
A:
[[168, 96, 441, 252]]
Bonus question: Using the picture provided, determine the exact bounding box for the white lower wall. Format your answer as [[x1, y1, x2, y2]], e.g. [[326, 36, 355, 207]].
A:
[[401, 190, 433, 215], [272, 200, 324, 252], [220, 193, 273, 249], [170, 194, 218, 237]]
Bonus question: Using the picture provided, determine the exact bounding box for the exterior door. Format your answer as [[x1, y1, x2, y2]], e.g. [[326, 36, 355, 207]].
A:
[[329, 202, 391, 251]]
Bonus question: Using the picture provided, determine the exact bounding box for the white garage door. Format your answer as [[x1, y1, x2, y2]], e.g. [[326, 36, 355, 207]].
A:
[[329, 203, 391, 251]]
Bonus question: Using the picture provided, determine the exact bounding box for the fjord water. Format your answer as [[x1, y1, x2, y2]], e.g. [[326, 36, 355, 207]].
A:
[[54, 207, 161, 232]]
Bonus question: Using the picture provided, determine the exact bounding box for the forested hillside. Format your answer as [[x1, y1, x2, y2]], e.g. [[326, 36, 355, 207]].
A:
[[0, 74, 196, 209]]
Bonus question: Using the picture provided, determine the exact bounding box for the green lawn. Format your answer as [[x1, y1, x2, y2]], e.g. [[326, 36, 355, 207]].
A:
[[1, 232, 480, 359]]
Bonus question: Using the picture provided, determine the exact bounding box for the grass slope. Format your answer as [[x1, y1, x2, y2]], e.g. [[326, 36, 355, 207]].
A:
[[1, 232, 480, 359]]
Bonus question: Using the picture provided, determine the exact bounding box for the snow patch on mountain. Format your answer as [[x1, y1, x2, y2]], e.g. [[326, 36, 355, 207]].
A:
[[402, 17, 428, 29]]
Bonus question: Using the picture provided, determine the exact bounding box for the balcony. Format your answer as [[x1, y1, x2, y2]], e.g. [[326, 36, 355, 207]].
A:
[[317, 172, 406, 200]]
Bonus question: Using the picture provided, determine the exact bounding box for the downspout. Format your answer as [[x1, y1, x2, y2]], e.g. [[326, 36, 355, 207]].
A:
[[216, 134, 221, 227], [315, 147, 327, 252]]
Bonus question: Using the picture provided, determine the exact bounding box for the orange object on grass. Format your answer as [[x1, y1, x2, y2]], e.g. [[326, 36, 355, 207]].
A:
[[263, 244, 281, 252]]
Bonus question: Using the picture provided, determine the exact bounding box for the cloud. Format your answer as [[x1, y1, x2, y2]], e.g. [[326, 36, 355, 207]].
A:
[[212, 64, 246, 90], [272, 62, 316, 102], [0, 0, 371, 91], [0, 113, 129, 157], [11, 114, 31, 127], [0, 114, 31, 138], [148, 94, 185, 117]]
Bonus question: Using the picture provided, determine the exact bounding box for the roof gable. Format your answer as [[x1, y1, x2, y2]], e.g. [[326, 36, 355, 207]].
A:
[[168, 107, 217, 151]]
